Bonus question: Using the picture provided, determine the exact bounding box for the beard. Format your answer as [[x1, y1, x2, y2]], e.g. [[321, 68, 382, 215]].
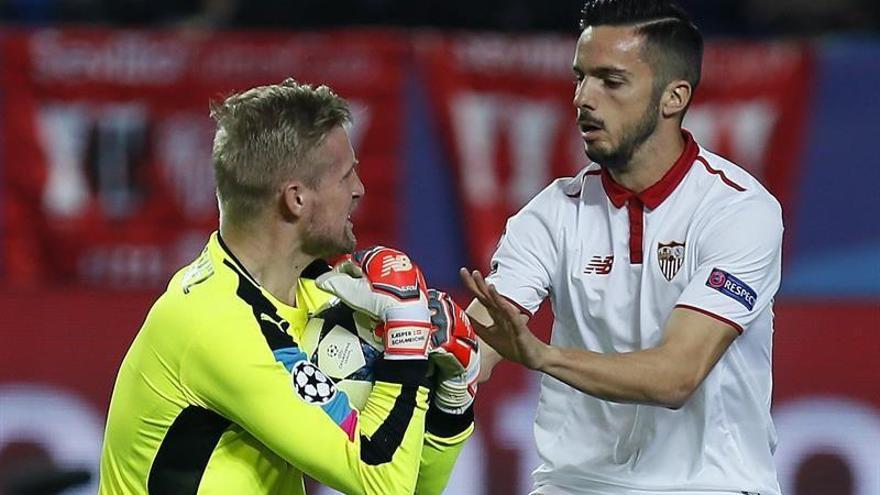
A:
[[302, 212, 356, 259], [585, 96, 660, 170]]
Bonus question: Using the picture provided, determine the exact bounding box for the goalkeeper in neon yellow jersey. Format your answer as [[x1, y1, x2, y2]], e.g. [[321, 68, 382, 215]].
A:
[[98, 79, 475, 495]]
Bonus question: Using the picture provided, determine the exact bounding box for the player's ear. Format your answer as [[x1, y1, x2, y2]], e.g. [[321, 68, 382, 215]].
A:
[[281, 180, 309, 221], [660, 79, 692, 120]]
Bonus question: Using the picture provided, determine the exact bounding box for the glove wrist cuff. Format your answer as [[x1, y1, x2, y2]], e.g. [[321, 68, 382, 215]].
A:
[[434, 398, 475, 416], [434, 376, 476, 415], [383, 304, 431, 323], [382, 320, 432, 359]]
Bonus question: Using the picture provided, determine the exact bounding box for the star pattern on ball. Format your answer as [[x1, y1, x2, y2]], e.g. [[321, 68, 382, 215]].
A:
[[291, 360, 336, 405]]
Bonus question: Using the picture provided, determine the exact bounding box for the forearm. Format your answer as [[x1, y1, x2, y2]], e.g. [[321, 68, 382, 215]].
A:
[[415, 405, 474, 495], [536, 346, 696, 409], [466, 301, 518, 384], [464, 292, 736, 410], [476, 336, 502, 383], [193, 344, 431, 495]]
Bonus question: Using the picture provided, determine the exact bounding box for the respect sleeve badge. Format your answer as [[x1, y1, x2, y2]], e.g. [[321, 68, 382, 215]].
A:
[[706, 268, 757, 311]]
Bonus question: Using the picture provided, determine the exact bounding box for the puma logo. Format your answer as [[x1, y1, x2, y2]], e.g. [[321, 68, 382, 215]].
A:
[[260, 313, 290, 333]]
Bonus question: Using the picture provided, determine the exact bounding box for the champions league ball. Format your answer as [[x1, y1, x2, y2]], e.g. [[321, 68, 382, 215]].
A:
[[300, 300, 384, 410]]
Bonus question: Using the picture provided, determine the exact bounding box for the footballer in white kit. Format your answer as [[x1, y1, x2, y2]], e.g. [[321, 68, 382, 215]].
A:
[[461, 1, 783, 495], [486, 132, 781, 494]]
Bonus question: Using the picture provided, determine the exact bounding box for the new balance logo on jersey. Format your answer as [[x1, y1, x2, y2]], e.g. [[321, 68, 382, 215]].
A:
[[381, 254, 413, 277], [584, 256, 614, 275]]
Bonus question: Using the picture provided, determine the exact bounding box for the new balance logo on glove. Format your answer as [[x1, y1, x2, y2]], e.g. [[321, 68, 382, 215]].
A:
[[380, 254, 413, 277], [356, 247, 424, 301]]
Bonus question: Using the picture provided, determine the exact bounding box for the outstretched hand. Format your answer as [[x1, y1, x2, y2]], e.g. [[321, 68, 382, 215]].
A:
[[459, 268, 549, 371]]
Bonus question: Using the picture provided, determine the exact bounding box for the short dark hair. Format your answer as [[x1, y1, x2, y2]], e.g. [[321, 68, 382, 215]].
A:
[[210, 78, 351, 225], [579, 0, 703, 92]]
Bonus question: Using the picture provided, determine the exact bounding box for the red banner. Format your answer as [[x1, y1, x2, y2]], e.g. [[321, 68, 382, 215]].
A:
[[418, 35, 814, 269], [1, 28, 408, 287]]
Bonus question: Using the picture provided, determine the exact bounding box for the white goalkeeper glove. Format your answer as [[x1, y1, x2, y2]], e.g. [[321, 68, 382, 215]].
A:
[[316, 246, 432, 360]]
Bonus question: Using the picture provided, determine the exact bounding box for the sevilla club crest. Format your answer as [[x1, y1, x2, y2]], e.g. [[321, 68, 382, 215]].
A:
[[657, 241, 685, 281]]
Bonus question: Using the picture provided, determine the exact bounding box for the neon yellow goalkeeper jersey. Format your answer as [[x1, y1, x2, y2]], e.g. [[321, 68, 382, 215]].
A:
[[98, 232, 461, 495]]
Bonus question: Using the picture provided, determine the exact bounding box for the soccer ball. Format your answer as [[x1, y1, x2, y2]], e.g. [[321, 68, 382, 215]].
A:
[[300, 300, 384, 410]]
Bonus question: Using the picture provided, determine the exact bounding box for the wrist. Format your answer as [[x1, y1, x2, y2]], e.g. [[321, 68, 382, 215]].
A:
[[531, 342, 556, 372]]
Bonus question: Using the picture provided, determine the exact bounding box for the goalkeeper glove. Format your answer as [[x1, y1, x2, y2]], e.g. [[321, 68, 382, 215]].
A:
[[427, 289, 480, 414], [316, 246, 432, 360]]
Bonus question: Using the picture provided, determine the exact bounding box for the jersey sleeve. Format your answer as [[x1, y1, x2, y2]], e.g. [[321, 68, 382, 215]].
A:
[[180, 312, 429, 495], [414, 405, 474, 494], [675, 196, 783, 332], [485, 191, 560, 314]]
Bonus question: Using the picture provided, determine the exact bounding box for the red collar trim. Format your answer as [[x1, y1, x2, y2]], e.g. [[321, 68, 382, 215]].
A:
[[600, 130, 699, 209]]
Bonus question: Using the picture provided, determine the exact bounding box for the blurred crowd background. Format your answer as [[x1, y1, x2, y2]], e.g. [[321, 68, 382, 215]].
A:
[[0, 1, 878, 495], [2, 0, 880, 35]]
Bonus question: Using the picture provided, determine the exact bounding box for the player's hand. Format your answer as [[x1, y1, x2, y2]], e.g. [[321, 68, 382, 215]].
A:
[[317, 246, 432, 360], [459, 267, 549, 370], [427, 289, 480, 414]]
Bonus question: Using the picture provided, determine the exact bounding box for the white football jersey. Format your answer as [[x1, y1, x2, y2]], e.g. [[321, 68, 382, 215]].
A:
[[487, 132, 783, 495]]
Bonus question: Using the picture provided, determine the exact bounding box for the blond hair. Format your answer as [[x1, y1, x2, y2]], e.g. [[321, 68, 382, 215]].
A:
[[210, 78, 351, 225]]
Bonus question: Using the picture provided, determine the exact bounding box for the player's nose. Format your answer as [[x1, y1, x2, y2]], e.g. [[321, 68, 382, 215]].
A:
[[573, 78, 599, 111], [352, 172, 365, 198]]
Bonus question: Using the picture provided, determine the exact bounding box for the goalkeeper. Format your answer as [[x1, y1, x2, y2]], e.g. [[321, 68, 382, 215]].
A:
[[98, 79, 476, 495]]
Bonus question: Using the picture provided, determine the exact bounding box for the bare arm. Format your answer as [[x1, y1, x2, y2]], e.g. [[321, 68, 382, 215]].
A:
[[460, 268, 737, 409], [538, 308, 736, 408], [475, 336, 503, 383], [464, 300, 506, 384]]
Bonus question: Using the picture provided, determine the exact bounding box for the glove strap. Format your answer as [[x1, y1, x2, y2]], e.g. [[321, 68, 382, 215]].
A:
[[435, 376, 477, 415], [381, 320, 433, 360]]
